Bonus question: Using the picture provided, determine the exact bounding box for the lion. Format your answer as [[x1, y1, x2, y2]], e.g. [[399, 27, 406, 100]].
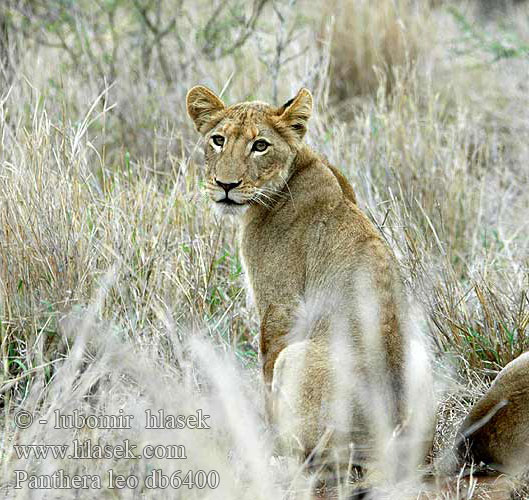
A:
[[186, 85, 435, 484], [414, 352, 529, 500], [454, 351, 529, 475]]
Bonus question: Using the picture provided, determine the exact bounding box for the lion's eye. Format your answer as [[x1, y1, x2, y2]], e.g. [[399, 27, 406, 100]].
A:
[[252, 139, 269, 153], [211, 135, 225, 147]]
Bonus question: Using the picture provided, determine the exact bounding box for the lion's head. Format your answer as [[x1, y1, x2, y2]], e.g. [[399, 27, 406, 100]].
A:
[[186, 86, 312, 216]]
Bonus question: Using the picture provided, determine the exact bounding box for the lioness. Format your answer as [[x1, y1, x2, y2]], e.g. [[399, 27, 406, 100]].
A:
[[416, 352, 529, 500], [186, 86, 434, 480], [454, 351, 529, 475]]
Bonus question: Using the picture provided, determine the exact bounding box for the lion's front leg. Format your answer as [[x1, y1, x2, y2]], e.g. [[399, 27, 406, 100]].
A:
[[259, 304, 293, 387]]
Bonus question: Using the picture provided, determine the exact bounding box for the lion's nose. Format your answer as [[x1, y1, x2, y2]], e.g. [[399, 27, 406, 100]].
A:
[[215, 179, 242, 193]]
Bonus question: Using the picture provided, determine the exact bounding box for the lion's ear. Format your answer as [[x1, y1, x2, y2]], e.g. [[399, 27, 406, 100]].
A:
[[276, 88, 313, 139], [186, 85, 226, 134]]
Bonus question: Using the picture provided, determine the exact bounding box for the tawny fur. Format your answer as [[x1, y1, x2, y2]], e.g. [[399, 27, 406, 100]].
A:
[[413, 352, 529, 500], [455, 351, 529, 475], [186, 85, 434, 474]]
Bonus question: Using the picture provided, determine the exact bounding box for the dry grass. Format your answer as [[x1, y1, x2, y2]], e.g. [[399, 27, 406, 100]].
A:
[[322, 0, 432, 103], [0, 0, 528, 498]]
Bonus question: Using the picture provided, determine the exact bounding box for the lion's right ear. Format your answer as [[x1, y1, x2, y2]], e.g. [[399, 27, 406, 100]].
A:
[[186, 86, 226, 134]]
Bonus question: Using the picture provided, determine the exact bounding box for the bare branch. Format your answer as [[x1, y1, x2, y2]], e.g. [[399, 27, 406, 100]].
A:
[[202, 0, 271, 60]]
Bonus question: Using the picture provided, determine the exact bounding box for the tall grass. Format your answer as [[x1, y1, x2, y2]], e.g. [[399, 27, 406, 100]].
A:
[[322, 0, 431, 102], [0, 0, 528, 498]]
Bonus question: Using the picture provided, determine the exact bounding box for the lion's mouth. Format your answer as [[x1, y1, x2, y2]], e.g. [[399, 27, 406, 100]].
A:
[[212, 196, 249, 217], [217, 197, 244, 206]]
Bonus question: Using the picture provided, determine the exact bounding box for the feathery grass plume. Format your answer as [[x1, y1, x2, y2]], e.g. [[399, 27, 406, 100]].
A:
[[2, 293, 281, 498]]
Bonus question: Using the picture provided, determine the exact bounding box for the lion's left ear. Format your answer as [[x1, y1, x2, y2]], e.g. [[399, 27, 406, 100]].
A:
[[276, 88, 313, 140], [186, 85, 226, 134]]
